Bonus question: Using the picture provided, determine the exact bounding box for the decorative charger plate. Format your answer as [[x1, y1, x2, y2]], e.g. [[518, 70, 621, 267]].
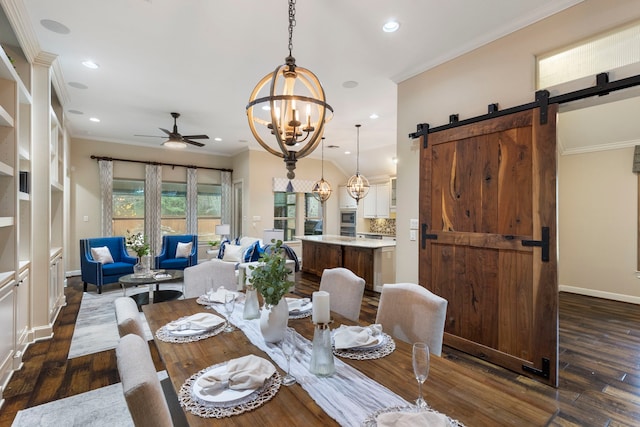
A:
[[333, 332, 396, 360], [155, 315, 227, 343], [361, 405, 465, 427], [179, 361, 282, 418], [196, 292, 241, 306]]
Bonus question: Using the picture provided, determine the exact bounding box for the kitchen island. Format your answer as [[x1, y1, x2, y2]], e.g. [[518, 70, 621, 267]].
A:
[[296, 235, 395, 292]]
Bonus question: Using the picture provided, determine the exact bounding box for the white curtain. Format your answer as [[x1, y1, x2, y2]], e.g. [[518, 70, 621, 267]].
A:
[[98, 160, 113, 236], [221, 171, 232, 225], [145, 164, 162, 256], [186, 167, 198, 234]]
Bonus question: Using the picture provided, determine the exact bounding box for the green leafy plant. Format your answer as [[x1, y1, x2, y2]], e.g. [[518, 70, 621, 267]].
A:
[[125, 231, 150, 257], [208, 240, 220, 248], [248, 240, 293, 307]]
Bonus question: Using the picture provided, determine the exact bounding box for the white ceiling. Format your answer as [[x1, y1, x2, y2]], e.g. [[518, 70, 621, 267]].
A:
[[4, 0, 586, 178]]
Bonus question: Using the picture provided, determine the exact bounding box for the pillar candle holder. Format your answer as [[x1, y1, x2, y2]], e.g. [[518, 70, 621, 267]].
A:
[[309, 321, 335, 377]]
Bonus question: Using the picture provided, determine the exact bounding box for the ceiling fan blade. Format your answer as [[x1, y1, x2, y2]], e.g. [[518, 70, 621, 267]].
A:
[[182, 134, 209, 140], [134, 134, 165, 138], [184, 139, 205, 147], [159, 128, 172, 135]]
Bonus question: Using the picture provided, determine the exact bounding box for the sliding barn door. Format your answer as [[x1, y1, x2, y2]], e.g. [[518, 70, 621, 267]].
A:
[[419, 106, 558, 386]]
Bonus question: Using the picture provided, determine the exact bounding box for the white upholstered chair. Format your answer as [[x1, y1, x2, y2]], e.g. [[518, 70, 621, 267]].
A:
[[114, 296, 145, 339], [375, 283, 448, 356], [319, 267, 366, 322], [183, 259, 237, 299], [116, 333, 189, 427]]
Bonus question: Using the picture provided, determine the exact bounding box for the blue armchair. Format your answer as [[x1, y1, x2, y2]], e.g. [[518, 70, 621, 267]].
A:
[[80, 237, 137, 294], [155, 234, 198, 270]]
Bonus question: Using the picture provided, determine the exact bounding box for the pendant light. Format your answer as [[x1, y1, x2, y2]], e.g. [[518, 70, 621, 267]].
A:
[[246, 0, 333, 179], [312, 137, 332, 203], [346, 124, 369, 203]]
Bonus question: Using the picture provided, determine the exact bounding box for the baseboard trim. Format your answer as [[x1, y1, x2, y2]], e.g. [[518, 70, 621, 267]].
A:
[[559, 285, 640, 305]]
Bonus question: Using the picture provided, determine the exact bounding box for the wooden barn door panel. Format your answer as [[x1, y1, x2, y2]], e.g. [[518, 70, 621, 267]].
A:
[[419, 106, 558, 386]]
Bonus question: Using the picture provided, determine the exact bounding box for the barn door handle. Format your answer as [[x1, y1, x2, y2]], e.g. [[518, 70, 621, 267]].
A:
[[521, 227, 550, 262], [421, 224, 437, 249]]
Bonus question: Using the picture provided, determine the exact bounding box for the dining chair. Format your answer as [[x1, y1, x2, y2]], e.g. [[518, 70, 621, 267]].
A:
[[375, 283, 448, 356], [319, 267, 365, 322], [114, 296, 145, 339], [183, 259, 238, 299], [116, 333, 188, 427]]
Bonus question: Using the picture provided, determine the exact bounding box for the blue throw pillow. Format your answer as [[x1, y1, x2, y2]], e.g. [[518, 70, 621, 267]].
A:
[[245, 240, 264, 262], [217, 238, 231, 259]]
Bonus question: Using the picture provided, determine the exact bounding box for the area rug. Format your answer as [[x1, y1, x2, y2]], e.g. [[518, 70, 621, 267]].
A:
[[68, 283, 183, 359], [11, 371, 168, 427]]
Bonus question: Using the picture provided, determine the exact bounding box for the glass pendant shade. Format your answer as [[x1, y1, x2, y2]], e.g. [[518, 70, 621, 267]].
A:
[[312, 137, 332, 203], [246, 0, 333, 180], [162, 135, 187, 149], [347, 124, 369, 203]]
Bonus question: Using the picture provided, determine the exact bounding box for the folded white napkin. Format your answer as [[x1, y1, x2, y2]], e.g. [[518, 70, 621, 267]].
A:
[[197, 355, 276, 396], [165, 312, 225, 331], [376, 410, 451, 427], [205, 287, 236, 303], [286, 297, 311, 312], [334, 324, 383, 350]]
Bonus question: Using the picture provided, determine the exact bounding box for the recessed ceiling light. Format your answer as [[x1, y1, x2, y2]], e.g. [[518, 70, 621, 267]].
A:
[[370, 113, 379, 119], [68, 82, 88, 89], [342, 81, 359, 89], [382, 20, 400, 33], [214, 137, 222, 142], [392, 157, 398, 164], [67, 109, 84, 115], [345, 151, 351, 155], [262, 105, 270, 111], [40, 19, 70, 34], [82, 60, 99, 69], [89, 117, 100, 122]]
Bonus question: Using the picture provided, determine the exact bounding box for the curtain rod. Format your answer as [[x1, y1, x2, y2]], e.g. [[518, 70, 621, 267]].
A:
[[90, 155, 233, 173]]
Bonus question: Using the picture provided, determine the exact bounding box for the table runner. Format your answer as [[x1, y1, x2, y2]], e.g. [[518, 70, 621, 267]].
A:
[[209, 301, 410, 427]]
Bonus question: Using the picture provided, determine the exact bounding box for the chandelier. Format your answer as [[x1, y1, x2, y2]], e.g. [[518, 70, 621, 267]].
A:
[[246, 0, 333, 179], [312, 137, 332, 203], [346, 124, 369, 203]]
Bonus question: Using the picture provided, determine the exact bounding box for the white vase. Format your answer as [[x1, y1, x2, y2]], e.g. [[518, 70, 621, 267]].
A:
[[259, 298, 289, 343]]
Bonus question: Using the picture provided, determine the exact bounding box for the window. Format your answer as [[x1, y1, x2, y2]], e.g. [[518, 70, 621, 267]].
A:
[[161, 182, 187, 235], [304, 193, 323, 235], [274, 192, 324, 239], [112, 179, 145, 236], [197, 183, 222, 242], [274, 192, 297, 241]]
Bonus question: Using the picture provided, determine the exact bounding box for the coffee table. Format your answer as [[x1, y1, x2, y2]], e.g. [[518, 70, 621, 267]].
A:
[[119, 270, 184, 307]]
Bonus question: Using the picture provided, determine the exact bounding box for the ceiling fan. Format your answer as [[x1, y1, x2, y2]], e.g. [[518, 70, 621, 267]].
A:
[[135, 112, 209, 148]]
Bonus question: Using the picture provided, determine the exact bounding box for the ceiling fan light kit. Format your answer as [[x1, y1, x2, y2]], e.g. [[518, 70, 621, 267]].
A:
[[246, 0, 333, 179], [138, 112, 209, 149], [347, 124, 369, 203]]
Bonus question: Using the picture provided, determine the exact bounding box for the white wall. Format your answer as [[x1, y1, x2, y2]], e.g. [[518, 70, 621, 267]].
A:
[[559, 147, 640, 301], [396, 0, 640, 300]]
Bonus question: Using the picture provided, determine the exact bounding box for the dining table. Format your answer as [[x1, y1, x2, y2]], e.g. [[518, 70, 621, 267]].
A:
[[143, 296, 558, 426]]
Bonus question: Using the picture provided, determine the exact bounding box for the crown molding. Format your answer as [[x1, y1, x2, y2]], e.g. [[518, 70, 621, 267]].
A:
[[1, 0, 40, 63]]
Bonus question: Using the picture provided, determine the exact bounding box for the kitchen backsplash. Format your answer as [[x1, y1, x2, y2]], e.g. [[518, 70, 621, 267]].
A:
[[369, 218, 396, 235]]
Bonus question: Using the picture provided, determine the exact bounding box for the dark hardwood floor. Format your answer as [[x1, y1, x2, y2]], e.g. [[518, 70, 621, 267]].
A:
[[1, 273, 639, 426]]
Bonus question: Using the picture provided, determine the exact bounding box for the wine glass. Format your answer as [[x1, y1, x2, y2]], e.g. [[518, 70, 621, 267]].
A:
[[412, 342, 430, 409], [223, 291, 235, 332], [281, 327, 297, 386]]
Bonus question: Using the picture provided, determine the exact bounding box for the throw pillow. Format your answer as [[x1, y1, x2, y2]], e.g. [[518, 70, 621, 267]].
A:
[[222, 244, 243, 262], [176, 241, 193, 258], [90, 246, 114, 264]]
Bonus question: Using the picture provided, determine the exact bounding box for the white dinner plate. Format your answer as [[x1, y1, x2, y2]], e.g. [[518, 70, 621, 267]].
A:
[[168, 327, 208, 337], [350, 334, 386, 350], [192, 364, 257, 404], [288, 300, 312, 313]]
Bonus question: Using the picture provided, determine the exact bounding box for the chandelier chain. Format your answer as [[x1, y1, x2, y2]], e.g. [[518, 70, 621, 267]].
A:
[[356, 124, 361, 173], [288, 0, 297, 57]]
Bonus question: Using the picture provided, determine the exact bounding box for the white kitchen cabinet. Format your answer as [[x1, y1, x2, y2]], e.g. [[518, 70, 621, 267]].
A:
[[364, 183, 390, 218], [338, 185, 358, 210]]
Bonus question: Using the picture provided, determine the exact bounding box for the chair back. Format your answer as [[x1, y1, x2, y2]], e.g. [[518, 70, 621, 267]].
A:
[[116, 334, 173, 427], [319, 267, 365, 322], [375, 283, 448, 356], [84, 236, 127, 261], [183, 259, 237, 298], [161, 235, 197, 258], [114, 297, 146, 339]]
